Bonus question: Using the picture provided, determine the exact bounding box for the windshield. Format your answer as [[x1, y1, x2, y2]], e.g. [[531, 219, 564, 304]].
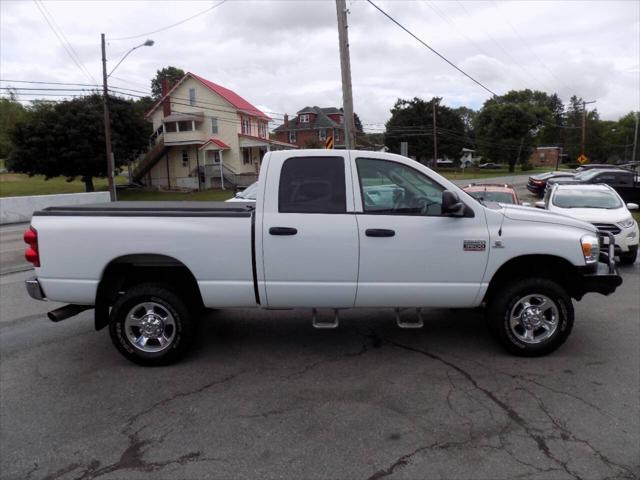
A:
[[466, 190, 515, 204], [236, 182, 258, 199], [574, 169, 603, 181], [552, 189, 622, 209]]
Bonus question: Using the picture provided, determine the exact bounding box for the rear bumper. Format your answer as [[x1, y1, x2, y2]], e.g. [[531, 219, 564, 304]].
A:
[[25, 276, 46, 301], [526, 183, 544, 196]]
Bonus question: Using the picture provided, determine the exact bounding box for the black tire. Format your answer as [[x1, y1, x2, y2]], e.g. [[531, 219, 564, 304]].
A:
[[109, 283, 195, 366], [619, 248, 637, 265], [487, 278, 574, 357]]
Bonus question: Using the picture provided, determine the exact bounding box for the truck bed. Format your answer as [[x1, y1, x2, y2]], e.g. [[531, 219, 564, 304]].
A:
[[33, 201, 254, 218]]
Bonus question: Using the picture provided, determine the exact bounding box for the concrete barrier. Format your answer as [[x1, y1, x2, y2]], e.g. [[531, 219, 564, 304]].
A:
[[0, 192, 110, 224]]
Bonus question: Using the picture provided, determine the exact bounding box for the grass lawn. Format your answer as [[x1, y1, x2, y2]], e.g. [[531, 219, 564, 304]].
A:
[[632, 211, 640, 223], [117, 188, 234, 201], [0, 172, 114, 197]]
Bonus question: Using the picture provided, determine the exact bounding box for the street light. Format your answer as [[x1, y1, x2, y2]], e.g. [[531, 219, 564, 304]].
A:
[[101, 34, 154, 201]]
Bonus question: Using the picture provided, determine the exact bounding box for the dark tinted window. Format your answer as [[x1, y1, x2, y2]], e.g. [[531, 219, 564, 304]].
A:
[[279, 157, 346, 213]]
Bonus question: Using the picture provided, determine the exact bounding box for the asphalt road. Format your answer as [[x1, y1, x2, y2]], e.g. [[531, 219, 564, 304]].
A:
[[1, 263, 638, 480]]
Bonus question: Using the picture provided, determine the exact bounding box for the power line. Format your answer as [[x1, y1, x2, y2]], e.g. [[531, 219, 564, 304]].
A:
[[366, 0, 497, 96], [32, 0, 98, 84], [109, 0, 228, 41], [0, 79, 100, 87]]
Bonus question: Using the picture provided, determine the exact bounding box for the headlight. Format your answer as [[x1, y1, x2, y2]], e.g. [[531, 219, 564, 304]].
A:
[[581, 234, 600, 264], [617, 217, 636, 229]]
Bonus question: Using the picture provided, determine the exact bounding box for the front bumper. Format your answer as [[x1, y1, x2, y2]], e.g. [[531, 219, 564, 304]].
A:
[[579, 231, 623, 296], [25, 276, 46, 301], [581, 262, 623, 295]]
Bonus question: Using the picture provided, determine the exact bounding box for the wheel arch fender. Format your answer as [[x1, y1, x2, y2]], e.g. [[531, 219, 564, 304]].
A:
[[483, 254, 583, 303], [94, 253, 204, 331]]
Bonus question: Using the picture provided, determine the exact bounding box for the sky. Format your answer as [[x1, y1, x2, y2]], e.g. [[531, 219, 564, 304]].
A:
[[1, 0, 639, 132]]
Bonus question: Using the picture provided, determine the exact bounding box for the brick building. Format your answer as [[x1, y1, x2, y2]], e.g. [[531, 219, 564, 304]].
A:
[[529, 146, 560, 167], [273, 106, 345, 148]]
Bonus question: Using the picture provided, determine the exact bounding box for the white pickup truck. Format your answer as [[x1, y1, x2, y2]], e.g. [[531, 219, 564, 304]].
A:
[[24, 150, 622, 365]]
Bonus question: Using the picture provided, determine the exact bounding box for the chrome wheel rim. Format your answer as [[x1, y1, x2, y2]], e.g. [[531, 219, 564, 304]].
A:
[[124, 302, 176, 353], [509, 294, 559, 344]]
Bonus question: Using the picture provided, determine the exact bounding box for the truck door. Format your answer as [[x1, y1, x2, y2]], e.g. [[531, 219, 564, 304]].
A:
[[352, 156, 489, 308], [260, 154, 359, 308]]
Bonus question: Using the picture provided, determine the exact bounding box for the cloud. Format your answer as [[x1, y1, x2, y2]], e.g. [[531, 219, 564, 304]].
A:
[[1, 0, 638, 128]]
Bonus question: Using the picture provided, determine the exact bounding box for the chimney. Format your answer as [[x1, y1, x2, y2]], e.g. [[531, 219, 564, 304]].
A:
[[284, 114, 289, 128], [161, 79, 171, 116]]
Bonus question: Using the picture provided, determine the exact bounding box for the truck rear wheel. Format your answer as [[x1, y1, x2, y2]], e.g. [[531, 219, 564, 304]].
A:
[[487, 278, 574, 356], [109, 283, 195, 366]]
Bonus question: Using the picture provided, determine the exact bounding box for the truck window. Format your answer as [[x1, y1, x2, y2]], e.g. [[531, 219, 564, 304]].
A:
[[356, 158, 444, 215], [279, 156, 346, 213]]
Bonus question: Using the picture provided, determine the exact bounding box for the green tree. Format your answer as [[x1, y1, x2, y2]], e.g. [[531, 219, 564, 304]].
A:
[[7, 94, 149, 191], [150, 66, 185, 98], [474, 89, 562, 172], [0, 92, 29, 158], [384, 97, 466, 164]]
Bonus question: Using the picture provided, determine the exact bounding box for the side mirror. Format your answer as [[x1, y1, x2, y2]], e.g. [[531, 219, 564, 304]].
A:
[[521, 202, 531, 207], [535, 201, 546, 209], [442, 190, 464, 216], [627, 203, 639, 210]]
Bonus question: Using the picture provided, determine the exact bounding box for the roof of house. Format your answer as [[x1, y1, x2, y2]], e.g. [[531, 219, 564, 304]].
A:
[[199, 137, 230, 150], [274, 106, 343, 132], [146, 72, 270, 120]]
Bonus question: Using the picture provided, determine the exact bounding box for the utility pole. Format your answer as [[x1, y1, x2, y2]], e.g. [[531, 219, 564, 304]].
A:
[[101, 33, 116, 201], [432, 100, 438, 168], [581, 100, 596, 159], [632, 111, 639, 162], [335, 0, 356, 150]]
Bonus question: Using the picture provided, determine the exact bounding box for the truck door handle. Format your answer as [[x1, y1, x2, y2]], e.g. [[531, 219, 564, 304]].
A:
[[269, 227, 298, 236], [365, 228, 395, 237]]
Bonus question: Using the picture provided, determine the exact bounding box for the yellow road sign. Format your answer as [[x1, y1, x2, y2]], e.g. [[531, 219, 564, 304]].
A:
[[577, 154, 589, 164], [325, 136, 334, 149]]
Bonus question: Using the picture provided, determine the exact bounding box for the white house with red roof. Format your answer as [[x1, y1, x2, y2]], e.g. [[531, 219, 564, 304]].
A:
[[133, 72, 296, 190]]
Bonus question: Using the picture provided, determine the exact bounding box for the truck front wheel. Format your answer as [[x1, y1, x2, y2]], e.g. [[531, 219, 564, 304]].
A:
[[487, 278, 574, 356], [109, 283, 195, 366]]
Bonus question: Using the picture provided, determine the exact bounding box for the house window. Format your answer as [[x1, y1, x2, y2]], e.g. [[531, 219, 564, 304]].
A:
[[241, 117, 251, 135], [258, 122, 267, 138], [243, 149, 252, 165], [289, 131, 297, 143], [181, 150, 189, 167], [335, 130, 340, 142], [319, 129, 327, 141], [189, 88, 196, 106], [211, 117, 218, 134], [299, 114, 309, 123], [165, 122, 177, 133], [178, 120, 193, 132], [206, 150, 221, 164]]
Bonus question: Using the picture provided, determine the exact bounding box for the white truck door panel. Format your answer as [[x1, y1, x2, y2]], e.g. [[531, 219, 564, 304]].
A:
[[353, 156, 489, 308], [261, 154, 359, 308], [355, 215, 489, 307]]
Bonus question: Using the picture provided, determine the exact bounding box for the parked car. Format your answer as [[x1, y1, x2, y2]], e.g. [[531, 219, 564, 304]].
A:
[[463, 183, 521, 205], [478, 162, 501, 169], [527, 171, 576, 197], [226, 182, 258, 202], [436, 159, 455, 167], [575, 163, 618, 172], [24, 149, 622, 365], [537, 184, 639, 265], [545, 168, 640, 203]]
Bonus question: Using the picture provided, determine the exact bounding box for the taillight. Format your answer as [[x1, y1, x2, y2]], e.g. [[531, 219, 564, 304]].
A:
[[24, 226, 40, 267]]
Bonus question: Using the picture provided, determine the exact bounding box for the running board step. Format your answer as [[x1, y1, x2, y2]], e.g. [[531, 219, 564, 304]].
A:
[[395, 308, 424, 329], [312, 308, 340, 329]]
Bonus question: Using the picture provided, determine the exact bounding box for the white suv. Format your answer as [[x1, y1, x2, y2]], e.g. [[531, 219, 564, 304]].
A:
[[539, 184, 639, 264]]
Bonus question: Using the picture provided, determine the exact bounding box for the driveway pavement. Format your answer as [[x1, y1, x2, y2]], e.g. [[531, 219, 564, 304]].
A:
[[0, 264, 638, 480]]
